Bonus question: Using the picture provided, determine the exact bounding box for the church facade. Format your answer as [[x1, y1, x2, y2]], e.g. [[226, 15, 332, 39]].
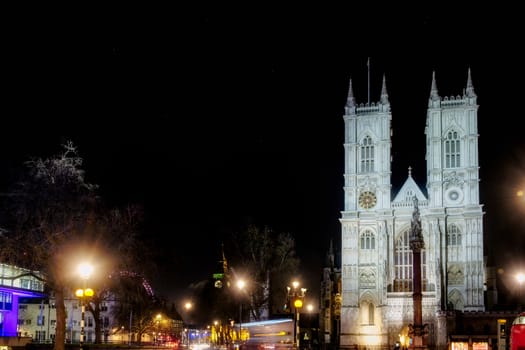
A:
[[339, 69, 485, 348]]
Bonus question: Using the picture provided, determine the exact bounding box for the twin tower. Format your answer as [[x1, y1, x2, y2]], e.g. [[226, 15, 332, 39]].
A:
[[338, 68, 484, 347]]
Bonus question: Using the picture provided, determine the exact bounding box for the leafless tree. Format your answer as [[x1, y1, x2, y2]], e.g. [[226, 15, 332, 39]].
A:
[[0, 141, 149, 350], [232, 224, 300, 320]]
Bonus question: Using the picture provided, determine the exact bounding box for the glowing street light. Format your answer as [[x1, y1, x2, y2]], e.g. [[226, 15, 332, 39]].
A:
[[75, 262, 94, 350], [517, 273, 525, 310], [517, 273, 525, 285], [185, 301, 193, 311], [155, 314, 162, 345], [237, 279, 246, 342], [287, 280, 307, 349], [184, 302, 193, 347], [78, 263, 94, 280]]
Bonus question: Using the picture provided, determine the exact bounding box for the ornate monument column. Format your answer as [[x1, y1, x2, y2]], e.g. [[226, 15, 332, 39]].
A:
[[409, 197, 427, 349]]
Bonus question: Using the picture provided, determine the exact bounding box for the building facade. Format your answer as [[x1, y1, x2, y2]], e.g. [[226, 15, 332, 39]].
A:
[[16, 293, 185, 345], [0, 263, 45, 347], [17, 294, 120, 344], [3, 263, 185, 346], [339, 69, 485, 348]]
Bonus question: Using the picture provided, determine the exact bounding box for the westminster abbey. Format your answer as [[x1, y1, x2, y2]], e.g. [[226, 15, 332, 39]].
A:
[[330, 69, 486, 348]]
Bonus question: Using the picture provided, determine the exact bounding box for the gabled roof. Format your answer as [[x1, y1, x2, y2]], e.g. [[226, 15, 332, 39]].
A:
[[392, 167, 427, 204]]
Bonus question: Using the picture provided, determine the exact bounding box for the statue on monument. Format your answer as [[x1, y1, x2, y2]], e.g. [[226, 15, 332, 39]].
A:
[[409, 196, 424, 251], [408, 195, 428, 349]]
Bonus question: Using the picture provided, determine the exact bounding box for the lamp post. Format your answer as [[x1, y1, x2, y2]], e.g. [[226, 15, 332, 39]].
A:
[[236, 279, 246, 343], [155, 314, 162, 345], [213, 320, 220, 346], [287, 280, 307, 349], [517, 273, 525, 310], [301, 304, 315, 349], [75, 263, 94, 350], [184, 302, 192, 348]]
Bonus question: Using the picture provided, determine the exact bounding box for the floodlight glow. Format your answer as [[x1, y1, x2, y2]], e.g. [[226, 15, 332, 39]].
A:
[[78, 263, 94, 279]]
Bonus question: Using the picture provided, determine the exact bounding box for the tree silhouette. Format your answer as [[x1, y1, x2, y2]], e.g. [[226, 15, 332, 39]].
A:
[[0, 141, 148, 350], [231, 224, 300, 320]]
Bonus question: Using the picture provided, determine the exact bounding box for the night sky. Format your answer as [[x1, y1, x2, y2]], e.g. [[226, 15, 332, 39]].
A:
[[2, 5, 525, 305]]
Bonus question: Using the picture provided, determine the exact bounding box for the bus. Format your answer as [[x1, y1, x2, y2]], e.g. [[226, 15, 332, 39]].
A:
[[511, 312, 525, 350], [240, 318, 294, 350]]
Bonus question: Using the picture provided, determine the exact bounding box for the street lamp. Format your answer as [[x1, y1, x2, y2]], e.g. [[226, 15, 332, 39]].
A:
[[236, 279, 246, 343], [155, 314, 162, 345], [75, 263, 94, 350], [184, 302, 192, 348], [517, 273, 525, 310], [287, 281, 307, 349], [213, 320, 221, 346]]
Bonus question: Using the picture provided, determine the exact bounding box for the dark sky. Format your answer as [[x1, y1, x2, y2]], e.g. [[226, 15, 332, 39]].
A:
[[2, 5, 525, 305]]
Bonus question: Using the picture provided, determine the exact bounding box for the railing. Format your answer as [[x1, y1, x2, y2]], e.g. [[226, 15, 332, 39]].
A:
[[391, 200, 428, 209]]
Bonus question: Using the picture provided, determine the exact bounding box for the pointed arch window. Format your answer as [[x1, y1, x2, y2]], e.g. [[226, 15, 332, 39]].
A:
[[359, 300, 375, 325], [445, 131, 461, 168], [405, 189, 414, 202], [360, 136, 374, 173], [393, 230, 428, 292], [368, 303, 375, 325], [360, 230, 375, 250], [447, 224, 462, 246]]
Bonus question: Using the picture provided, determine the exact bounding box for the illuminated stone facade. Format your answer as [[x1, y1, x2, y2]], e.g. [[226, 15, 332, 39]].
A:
[[339, 70, 485, 348]]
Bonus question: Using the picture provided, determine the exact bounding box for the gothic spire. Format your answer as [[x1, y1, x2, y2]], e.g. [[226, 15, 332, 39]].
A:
[[221, 243, 228, 274], [429, 71, 439, 101], [465, 67, 477, 98], [326, 239, 335, 267], [346, 78, 356, 108], [380, 74, 389, 104]]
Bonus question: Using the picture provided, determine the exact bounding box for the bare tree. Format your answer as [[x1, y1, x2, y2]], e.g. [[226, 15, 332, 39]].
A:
[[231, 224, 300, 320], [110, 270, 159, 344], [0, 141, 147, 350], [131, 309, 159, 344], [89, 205, 155, 344]]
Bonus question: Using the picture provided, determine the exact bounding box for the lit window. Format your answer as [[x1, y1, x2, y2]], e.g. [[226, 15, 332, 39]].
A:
[[360, 136, 374, 173], [447, 224, 462, 246], [360, 230, 375, 249], [393, 230, 428, 292]]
